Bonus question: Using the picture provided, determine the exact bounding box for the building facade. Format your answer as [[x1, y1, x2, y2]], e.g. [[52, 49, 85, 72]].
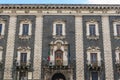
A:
[[0, 4, 119, 80]]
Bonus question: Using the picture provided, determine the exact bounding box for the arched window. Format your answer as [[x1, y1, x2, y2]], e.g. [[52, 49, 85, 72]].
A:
[[55, 50, 63, 66]]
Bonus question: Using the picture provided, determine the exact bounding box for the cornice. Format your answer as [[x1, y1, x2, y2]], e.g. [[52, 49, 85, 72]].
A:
[[0, 4, 120, 10]]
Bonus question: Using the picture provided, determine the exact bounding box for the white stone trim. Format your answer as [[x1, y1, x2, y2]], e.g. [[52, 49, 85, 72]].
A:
[[87, 48, 101, 64], [17, 47, 31, 65], [0, 51, 2, 62], [19, 20, 32, 36], [53, 21, 66, 36], [86, 21, 99, 37], [115, 50, 120, 62], [28, 72, 32, 79], [113, 21, 120, 36]]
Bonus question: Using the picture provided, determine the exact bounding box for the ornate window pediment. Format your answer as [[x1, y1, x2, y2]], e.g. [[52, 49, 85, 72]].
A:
[[19, 19, 32, 39], [0, 18, 6, 39], [17, 46, 31, 66], [87, 46, 101, 68], [53, 21, 66, 39], [113, 20, 120, 39], [86, 20, 99, 40], [48, 40, 69, 66]]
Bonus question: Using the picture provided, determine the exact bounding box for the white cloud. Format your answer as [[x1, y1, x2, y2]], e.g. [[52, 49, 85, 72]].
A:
[[88, 0, 120, 4]]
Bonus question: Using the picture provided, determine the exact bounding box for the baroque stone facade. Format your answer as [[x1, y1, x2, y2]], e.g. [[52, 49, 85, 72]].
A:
[[0, 4, 119, 80]]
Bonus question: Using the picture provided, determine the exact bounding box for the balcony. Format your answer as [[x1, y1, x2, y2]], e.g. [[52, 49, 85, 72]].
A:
[[15, 60, 31, 71], [87, 60, 102, 71], [42, 60, 74, 70]]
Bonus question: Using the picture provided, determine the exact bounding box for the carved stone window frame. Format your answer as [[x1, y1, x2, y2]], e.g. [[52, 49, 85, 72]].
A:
[[17, 46, 31, 65], [115, 47, 120, 63], [0, 18, 6, 39], [87, 46, 101, 65], [113, 20, 120, 39], [53, 20, 66, 39], [86, 20, 99, 40], [0, 46, 3, 62], [19, 19, 32, 39]]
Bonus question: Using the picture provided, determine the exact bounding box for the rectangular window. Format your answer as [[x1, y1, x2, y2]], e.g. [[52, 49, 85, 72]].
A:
[[91, 72, 98, 80], [56, 24, 62, 36], [20, 53, 27, 63], [0, 24, 2, 35], [89, 24, 96, 36], [23, 24, 29, 35], [117, 24, 120, 36], [91, 53, 97, 63]]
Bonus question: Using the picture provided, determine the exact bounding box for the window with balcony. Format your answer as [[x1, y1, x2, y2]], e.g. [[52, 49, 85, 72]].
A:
[[20, 53, 27, 65], [91, 72, 98, 80], [19, 19, 32, 39], [91, 53, 97, 63], [55, 50, 63, 66], [53, 21, 65, 38], [86, 22, 99, 39], [17, 47, 31, 66]]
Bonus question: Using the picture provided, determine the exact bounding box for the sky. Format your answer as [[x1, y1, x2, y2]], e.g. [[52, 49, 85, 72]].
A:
[[0, 0, 120, 4]]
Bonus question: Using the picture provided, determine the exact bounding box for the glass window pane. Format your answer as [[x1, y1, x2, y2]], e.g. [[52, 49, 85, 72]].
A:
[[116, 24, 120, 36], [20, 53, 27, 63], [92, 72, 98, 80], [23, 24, 29, 35], [0, 24, 2, 34], [56, 24, 62, 36], [91, 53, 97, 62], [89, 24, 96, 36]]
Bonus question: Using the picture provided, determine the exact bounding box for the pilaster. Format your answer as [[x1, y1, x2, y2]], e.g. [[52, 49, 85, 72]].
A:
[[102, 16, 114, 80], [4, 15, 16, 80], [75, 15, 84, 80], [33, 15, 43, 80]]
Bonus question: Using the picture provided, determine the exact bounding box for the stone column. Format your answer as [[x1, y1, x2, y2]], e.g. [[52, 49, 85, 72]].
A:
[[4, 15, 16, 80], [75, 15, 84, 80], [102, 16, 114, 80], [33, 15, 43, 80]]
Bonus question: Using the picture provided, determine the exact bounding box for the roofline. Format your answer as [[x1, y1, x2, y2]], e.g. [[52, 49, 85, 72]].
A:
[[0, 4, 120, 9]]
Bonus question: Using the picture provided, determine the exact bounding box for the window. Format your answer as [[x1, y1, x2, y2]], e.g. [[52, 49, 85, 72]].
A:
[[116, 24, 120, 36], [0, 24, 2, 35], [22, 24, 29, 35], [17, 47, 31, 66], [91, 72, 98, 80], [89, 24, 96, 36], [56, 24, 62, 36], [55, 50, 63, 66], [86, 22, 99, 39], [0, 20, 5, 39], [91, 53, 97, 63], [53, 21, 65, 38], [19, 19, 32, 39], [20, 53, 27, 63]]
